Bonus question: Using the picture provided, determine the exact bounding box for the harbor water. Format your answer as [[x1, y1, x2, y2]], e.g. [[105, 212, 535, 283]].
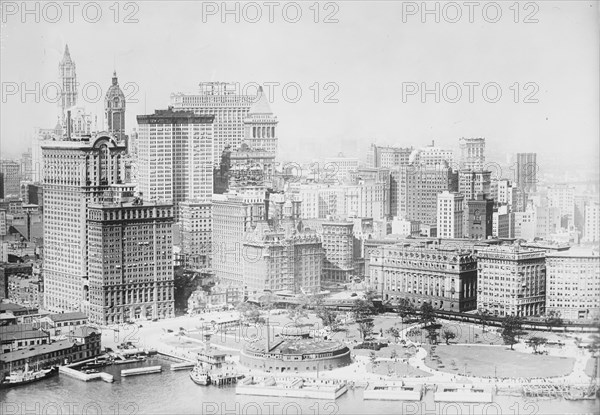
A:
[[1, 358, 598, 414]]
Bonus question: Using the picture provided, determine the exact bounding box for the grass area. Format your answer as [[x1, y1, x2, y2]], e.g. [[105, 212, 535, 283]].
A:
[[352, 343, 417, 359], [368, 360, 432, 378], [424, 344, 575, 378], [584, 357, 599, 378], [406, 322, 504, 345]]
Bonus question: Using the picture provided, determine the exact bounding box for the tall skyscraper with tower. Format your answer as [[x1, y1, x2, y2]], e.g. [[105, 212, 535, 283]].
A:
[[59, 45, 78, 124], [105, 72, 127, 142]]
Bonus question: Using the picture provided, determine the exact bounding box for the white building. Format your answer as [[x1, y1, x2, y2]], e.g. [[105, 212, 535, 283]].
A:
[[477, 244, 546, 317], [459, 137, 485, 171], [546, 248, 600, 321], [437, 191, 464, 239], [42, 135, 127, 314], [170, 82, 258, 165], [547, 184, 575, 226], [136, 109, 214, 217], [583, 202, 599, 242]]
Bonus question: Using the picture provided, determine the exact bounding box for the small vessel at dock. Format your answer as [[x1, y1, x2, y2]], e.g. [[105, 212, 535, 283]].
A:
[[0, 364, 58, 389], [189, 364, 211, 386]]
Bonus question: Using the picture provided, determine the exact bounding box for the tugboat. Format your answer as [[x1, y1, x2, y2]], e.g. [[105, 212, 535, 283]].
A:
[[0, 363, 58, 389], [189, 363, 211, 386]]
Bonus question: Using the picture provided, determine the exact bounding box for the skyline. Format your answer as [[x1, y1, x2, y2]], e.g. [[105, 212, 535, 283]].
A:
[[0, 1, 598, 173]]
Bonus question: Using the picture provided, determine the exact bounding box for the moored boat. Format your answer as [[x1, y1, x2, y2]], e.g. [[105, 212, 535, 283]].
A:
[[0, 366, 58, 389], [189, 364, 211, 386]]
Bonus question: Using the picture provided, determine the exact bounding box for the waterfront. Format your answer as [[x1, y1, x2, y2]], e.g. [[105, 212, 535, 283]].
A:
[[1, 360, 598, 415]]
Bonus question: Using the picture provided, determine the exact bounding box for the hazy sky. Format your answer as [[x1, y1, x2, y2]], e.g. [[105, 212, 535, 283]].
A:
[[1, 1, 598, 174]]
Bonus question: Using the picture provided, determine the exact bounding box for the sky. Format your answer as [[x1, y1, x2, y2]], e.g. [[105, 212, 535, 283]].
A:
[[0, 1, 598, 177]]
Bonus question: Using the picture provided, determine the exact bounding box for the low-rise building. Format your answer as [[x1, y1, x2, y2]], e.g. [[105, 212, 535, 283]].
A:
[[0, 326, 101, 372]]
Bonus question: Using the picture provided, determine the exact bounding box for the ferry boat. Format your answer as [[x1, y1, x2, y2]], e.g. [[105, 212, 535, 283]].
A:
[[0, 365, 58, 389], [189, 364, 211, 386]]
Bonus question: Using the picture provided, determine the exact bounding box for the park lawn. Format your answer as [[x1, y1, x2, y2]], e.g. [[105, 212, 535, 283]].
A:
[[352, 343, 417, 359], [406, 322, 504, 345], [584, 357, 598, 378], [424, 344, 575, 378], [368, 360, 432, 378]]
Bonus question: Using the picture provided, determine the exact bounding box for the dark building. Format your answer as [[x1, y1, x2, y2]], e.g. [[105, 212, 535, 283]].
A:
[[466, 194, 494, 239], [0, 172, 4, 199]]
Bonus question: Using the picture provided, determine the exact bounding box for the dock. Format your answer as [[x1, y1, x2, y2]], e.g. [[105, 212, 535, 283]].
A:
[[211, 372, 242, 386], [433, 384, 494, 403], [59, 366, 114, 383], [170, 362, 196, 371], [363, 382, 423, 401], [121, 366, 162, 377], [236, 377, 348, 400]]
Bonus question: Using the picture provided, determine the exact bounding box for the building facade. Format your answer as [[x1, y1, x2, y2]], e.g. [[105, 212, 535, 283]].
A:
[[466, 194, 494, 240], [137, 110, 214, 216], [321, 221, 355, 283], [170, 82, 259, 165], [179, 201, 212, 271], [477, 245, 546, 317], [459, 137, 485, 171], [437, 191, 464, 239], [369, 243, 477, 311], [546, 249, 600, 321], [515, 153, 537, 193], [42, 135, 127, 314], [86, 199, 175, 324]]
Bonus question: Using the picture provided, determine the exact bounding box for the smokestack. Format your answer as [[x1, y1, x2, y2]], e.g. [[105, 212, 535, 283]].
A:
[[67, 110, 72, 140]]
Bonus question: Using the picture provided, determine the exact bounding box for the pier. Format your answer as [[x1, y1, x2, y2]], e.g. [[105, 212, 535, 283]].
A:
[[236, 376, 348, 400], [59, 366, 114, 383], [121, 366, 162, 377], [363, 382, 423, 401], [170, 362, 196, 371]]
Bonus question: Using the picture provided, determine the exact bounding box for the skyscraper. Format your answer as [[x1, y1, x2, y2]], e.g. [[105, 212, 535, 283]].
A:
[[136, 109, 214, 214], [437, 191, 464, 239], [390, 164, 457, 226], [459, 137, 485, 171], [42, 135, 127, 313], [105, 72, 127, 142], [516, 152, 538, 193], [59, 45, 77, 123], [86, 198, 175, 324], [170, 82, 259, 165]]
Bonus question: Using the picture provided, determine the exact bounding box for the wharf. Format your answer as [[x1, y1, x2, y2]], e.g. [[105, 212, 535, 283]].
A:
[[121, 366, 162, 377], [59, 366, 114, 383], [236, 376, 347, 400], [433, 384, 494, 403], [170, 362, 196, 371], [363, 382, 423, 401]]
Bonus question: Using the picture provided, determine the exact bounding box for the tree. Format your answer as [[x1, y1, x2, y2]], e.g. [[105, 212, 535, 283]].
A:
[[358, 318, 375, 340], [352, 298, 376, 321], [316, 306, 340, 331], [586, 334, 600, 357], [526, 336, 547, 354], [237, 302, 265, 325], [386, 327, 400, 343], [420, 302, 436, 326], [545, 310, 564, 327], [287, 305, 308, 327], [396, 298, 416, 321], [442, 329, 456, 345], [426, 326, 439, 345], [369, 351, 377, 367], [476, 309, 490, 332], [501, 315, 523, 350]]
